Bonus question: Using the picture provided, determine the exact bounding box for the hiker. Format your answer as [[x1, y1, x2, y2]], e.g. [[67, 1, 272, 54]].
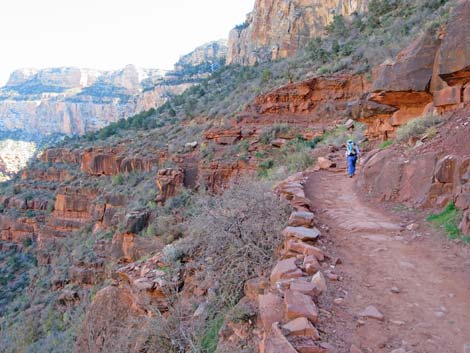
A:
[[345, 139, 360, 177]]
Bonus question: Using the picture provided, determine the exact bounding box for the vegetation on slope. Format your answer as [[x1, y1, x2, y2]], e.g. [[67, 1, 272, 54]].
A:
[[427, 202, 469, 243], [0, 0, 459, 352]]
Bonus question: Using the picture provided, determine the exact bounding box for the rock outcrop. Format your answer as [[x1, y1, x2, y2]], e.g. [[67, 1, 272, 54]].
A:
[[227, 0, 368, 65], [173, 39, 227, 75], [359, 107, 470, 234], [359, 1, 470, 138], [245, 74, 369, 125]]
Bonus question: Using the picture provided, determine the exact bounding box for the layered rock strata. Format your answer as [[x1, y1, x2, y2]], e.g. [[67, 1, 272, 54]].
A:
[[227, 0, 368, 65]]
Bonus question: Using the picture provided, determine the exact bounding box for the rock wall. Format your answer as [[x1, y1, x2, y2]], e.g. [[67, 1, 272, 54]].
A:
[[227, 0, 368, 65], [216, 171, 338, 352], [359, 0, 470, 138], [245, 73, 370, 123], [358, 107, 470, 234]]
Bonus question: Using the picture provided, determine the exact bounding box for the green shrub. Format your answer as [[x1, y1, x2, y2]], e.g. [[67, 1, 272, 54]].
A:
[[22, 237, 33, 248], [427, 203, 465, 241], [327, 15, 348, 37], [395, 114, 442, 142], [258, 159, 275, 178], [261, 69, 273, 83], [112, 174, 125, 186], [200, 315, 224, 353], [379, 140, 394, 149], [306, 38, 330, 63]]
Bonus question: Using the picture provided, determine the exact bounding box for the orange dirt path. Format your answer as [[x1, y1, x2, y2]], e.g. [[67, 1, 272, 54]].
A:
[[305, 170, 470, 353]]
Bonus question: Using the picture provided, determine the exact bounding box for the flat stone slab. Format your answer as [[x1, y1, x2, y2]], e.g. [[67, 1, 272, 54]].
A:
[[283, 226, 321, 241], [288, 211, 315, 227], [282, 317, 319, 339], [358, 305, 384, 321], [287, 240, 324, 261], [289, 279, 317, 297]]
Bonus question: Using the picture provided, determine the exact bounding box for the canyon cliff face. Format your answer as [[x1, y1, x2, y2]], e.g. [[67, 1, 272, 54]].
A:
[[0, 40, 228, 137], [173, 39, 227, 75], [227, 0, 368, 65], [0, 41, 227, 178], [0, 65, 170, 136]]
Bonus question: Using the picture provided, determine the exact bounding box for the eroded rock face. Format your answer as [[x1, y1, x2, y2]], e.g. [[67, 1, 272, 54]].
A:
[[437, 0, 470, 86], [360, 2, 470, 138], [0, 216, 38, 244], [0, 65, 169, 136], [364, 32, 438, 138], [0, 40, 228, 137], [246, 74, 369, 122], [359, 111, 470, 235], [155, 168, 185, 204], [227, 0, 368, 65]]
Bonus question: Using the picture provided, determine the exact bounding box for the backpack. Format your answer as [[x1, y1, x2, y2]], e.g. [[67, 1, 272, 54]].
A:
[[347, 142, 357, 156]]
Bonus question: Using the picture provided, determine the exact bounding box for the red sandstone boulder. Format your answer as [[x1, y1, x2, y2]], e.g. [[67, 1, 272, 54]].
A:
[[286, 240, 324, 261], [282, 317, 319, 339], [289, 279, 318, 298], [438, 0, 470, 86], [245, 277, 270, 301], [303, 255, 321, 275], [283, 226, 321, 241], [372, 32, 438, 94], [311, 271, 327, 296], [435, 155, 457, 184], [434, 86, 463, 107], [270, 257, 303, 284], [258, 293, 284, 332], [284, 290, 319, 323], [259, 323, 298, 353], [288, 211, 314, 227], [315, 157, 335, 170]]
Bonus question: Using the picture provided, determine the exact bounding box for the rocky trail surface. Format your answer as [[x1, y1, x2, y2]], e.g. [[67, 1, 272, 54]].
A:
[[305, 169, 470, 353]]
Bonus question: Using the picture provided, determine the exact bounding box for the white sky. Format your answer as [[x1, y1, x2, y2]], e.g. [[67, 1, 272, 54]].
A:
[[0, 0, 254, 85]]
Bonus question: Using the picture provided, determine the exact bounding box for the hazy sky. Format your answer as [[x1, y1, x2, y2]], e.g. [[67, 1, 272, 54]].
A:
[[0, 0, 254, 85]]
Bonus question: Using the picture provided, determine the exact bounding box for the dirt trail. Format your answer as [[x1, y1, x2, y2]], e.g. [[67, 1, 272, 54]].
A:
[[305, 170, 470, 353]]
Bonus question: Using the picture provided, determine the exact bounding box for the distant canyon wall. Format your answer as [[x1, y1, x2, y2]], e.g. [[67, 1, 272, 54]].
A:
[[227, 0, 368, 65], [0, 41, 227, 137]]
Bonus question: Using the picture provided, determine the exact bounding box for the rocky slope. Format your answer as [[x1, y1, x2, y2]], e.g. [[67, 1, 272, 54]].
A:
[[0, 40, 227, 177], [0, 1, 468, 353], [227, 0, 368, 65]]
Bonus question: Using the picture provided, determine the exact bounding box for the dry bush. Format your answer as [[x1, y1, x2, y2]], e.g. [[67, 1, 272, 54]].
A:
[[395, 114, 443, 142], [178, 178, 290, 305]]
